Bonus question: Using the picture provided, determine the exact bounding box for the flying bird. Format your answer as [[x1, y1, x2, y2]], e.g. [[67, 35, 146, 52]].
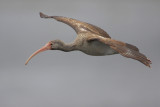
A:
[[25, 12, 152, 67]]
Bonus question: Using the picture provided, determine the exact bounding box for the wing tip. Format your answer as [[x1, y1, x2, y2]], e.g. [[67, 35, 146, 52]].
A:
[[144, 58, 152, 68], [148, 58, 152, 68], [39, 12, 54, 19], [39, 12, 61, 21], [39, 12, 47, 18]]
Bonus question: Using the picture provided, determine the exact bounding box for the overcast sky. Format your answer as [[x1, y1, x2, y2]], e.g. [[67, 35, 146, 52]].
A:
[[0, 0, 160, 107]]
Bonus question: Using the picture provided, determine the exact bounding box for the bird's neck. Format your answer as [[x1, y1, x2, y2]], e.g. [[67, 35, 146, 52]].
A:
[[58, 42, 76, 52]]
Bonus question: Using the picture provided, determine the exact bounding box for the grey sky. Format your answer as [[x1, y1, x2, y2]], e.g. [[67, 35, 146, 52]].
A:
[[0, 0, 160, 107]]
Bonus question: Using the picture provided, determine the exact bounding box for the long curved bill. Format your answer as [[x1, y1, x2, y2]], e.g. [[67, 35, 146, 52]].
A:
[[25, 42, 51, 65]]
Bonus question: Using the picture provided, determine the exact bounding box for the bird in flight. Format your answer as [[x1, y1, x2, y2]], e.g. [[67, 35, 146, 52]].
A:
[[25, 12, 152, 67]]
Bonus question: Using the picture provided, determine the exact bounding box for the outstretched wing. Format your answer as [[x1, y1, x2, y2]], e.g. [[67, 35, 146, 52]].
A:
[[110, 45, 151, 67], [87, 36, 151, 67], [40, 12, 111, 38]]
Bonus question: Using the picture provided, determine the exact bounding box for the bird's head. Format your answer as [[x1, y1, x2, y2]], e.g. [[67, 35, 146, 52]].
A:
[[25, 40, 63, 65], [50, 40, 64, 50]]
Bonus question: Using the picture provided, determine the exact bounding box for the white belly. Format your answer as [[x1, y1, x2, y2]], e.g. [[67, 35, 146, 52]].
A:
[[79, 40, 118, 56]]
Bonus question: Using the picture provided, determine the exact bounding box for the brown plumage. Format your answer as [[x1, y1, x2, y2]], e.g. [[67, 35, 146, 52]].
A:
[[25, 12, 151, 67]]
